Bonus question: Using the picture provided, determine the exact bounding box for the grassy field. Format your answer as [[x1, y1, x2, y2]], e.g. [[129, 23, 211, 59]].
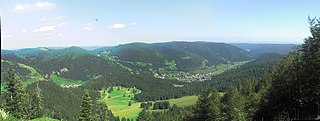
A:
[[1, 62, 43, 93], [192, 60, 251, 76], [102, 86, 199, 121], [50, 72, 84, 87], [17, 63, 45, 86], [168, 95, 198, 107], [102, 87, 141, 120]]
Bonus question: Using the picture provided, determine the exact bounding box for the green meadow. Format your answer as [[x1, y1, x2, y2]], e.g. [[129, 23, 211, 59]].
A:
[[17, 63, 44, 86], [102, 86, 142, 120], [50, 72, 85, 87], [168, 95, 198, 107], [101, 86, 199, 120]]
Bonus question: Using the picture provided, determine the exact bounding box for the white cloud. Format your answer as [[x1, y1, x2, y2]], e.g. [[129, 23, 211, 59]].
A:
[[40, 17, 47, 22], [130, 22, 137, 26], [42, 33, 53, 36], [83, 23, 93, 31], [59, 22, 66, 26], [21, 29, 27, 33], [2, 35, 13, 39], [58, 33, 63, 36], [40, 16, 65, 26], [109, 23, 126, 29], [33, 25, 56, 33], [13, 2, 56, 13]]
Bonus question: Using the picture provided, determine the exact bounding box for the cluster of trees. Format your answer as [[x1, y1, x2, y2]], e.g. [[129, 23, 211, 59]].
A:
[[1, 67, 44, 120], [78, 89, 125, 121], [207, 53, 282, 91], [27, 81, 82, 120], [192, 79, 270, 121], [254, 17, 320, 120], [153, 101, 170, 110], [137, 78, 266, 121], [140, 102, 152, 109], [1, 66, 126, 121], [137, 105, 193, 121], [1, 61, 30, 77]]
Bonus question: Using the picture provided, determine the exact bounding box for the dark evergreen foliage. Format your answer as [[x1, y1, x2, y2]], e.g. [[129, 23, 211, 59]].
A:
[[79, 89, 93, 121], [137, 105, 193, 121], [3, 66, 26, 119], [27, 83, 44, 119], [152, 101, 170, 110], [94, 101, 117, 121], [26, 81, 81, 121], [255, 17, 320, 120]]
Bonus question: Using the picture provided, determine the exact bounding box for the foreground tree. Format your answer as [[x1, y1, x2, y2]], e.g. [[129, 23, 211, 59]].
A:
[[255, 17, 320, 120], [79, 89, 93, 121], [27, 83, 44, 119], [95, 100, 113, 121], [221, 87, 246, 121], [3, 66, 26, 119], [300, 17, 320, 118], [193, 88, 222, 121], [136, 109, 152, 121]]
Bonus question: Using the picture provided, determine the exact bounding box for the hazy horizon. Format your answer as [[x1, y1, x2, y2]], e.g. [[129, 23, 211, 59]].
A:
[[1, 0, 319, 49], [0, 40, 300, 50]]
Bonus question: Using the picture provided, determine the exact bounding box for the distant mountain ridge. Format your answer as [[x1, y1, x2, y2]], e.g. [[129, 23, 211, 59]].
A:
[[1, 41, 295, 81], [231, 43, 297, 57], [94, 41, 253, 69]]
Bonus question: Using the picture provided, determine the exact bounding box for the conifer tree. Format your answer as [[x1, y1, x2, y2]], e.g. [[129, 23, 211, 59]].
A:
[[28, 83, 44, 119], [222, 87, 246, 121], [208, 89, 222, 121], [137, 109, 151, 121], [3, 66, 26, 119], [255, 17, 320, 120], [300, 17, 320, 117], [95, 101, 111, 121], [79, 89, 93, 121], [193, 89, 212, 120], [193, 88, 222, 121]]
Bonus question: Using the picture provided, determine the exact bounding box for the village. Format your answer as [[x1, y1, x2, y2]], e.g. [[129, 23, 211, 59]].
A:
[[154, 71, 213, 82]]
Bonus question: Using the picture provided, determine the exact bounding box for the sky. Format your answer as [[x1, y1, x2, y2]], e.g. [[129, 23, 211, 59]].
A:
[[0, 0, 319, 49]]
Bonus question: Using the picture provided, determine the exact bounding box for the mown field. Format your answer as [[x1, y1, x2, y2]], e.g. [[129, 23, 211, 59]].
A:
[[168, 95, 198, 107], [50, 72, 84, 87], [102, 86, 199, 120], [102, 86, 141, 120], [17, 63, 44, 86]]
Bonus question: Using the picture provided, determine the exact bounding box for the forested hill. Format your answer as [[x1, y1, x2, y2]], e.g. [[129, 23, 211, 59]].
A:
[[94, 41, 253, 69], [231, 43, 297, 57], [205, 53, 283, 91], [1, 46, 123, 81]]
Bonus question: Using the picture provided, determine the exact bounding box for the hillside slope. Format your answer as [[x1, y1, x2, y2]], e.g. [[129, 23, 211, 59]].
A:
[[94, 41, 253, 69]]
